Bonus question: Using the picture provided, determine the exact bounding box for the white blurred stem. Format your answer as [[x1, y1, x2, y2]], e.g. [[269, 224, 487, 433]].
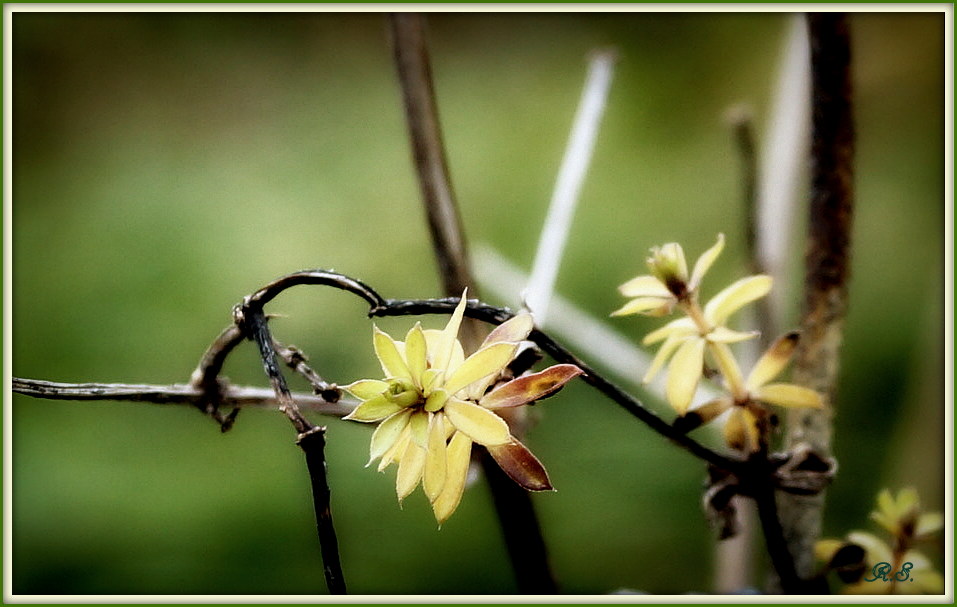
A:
[[715, 15, 811, 594], [524, 49, 616, 325], [756, 14, 811, 321]]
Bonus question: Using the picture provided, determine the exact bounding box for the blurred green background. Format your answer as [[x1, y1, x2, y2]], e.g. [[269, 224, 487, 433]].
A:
[[11, 11, 945, 595]]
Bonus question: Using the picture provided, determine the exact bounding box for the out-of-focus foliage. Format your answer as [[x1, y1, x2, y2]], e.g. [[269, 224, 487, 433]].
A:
[[11, 11, 945, 595]]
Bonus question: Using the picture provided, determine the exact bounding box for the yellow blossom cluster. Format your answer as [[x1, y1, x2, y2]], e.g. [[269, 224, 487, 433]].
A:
[[613, 234, 823, 452], [344, 291, 581, 524]]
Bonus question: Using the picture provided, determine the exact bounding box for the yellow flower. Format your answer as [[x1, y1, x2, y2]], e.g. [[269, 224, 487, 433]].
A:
[[611, 233, 726, 317], [613, 234, 774, 415], [639, 273, 773, 415], [679, 333, 824, 452], [344, 290, 582, 525], [817, 489, 944, 594]]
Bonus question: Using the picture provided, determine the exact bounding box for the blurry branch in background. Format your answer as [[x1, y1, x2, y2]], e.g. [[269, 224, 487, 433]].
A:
[[780, 12, 855, 583], [718, 16, 812, 593], [756, 14, 812, 322], [524, 49, 616, 324], [389, 12, 556, 593]]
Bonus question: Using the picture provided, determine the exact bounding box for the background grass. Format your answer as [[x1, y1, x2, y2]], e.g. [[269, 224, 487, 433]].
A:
[[11, 11, 946, 595]]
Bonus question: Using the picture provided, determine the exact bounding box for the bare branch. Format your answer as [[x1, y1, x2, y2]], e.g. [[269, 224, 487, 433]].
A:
[[12, 377, 354, 416], [780, 11, 855, 586]]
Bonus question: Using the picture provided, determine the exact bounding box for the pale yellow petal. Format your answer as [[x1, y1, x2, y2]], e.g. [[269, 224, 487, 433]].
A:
[[746, 332, 800, 390], [665, 337, 705, 415], [814, 538, 846, 564], [916, 512, 943, 537], [409, 409, 430, 447], [421, 368, 443, 394], [424, 388, 449, 412], [482, 313, 534, 347], [707, 326, 760, 344], [754, 383, 824, 409], [433, 289, 468, 373], [395, 440, 426, 502], [368, 409, 412, 465], [423, 413, 448, 502], [444, 398, 512, 446], [895, 487, 920, 518], [373, 326, 412, 381], [643, 333, 689, 384], [703, 274, 773, 326], [444, 343, 516, 396], [344, 379, 389, 400], [912, 570, 944, 594], [688, 233, 724, 291], [846, 531, 894, 566], [618, 274, 672, 298], [610, 296, 675, 317], [343, 394, 404, 422], [723, 408, 759, 452], [708, 342, 745, 396], [404, 323, 428, 388], [677, 396, 733, 431], [378, 425, 411, 472], [643, 317, 696, 345], [432, 431, 473, 525]]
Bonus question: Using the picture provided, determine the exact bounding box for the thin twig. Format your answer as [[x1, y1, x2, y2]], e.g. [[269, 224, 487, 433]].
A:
[[779, 11, 855, 584], [234, 303, 348, 593], [12, 377, 353, 416], [298, 426, 347, 594]]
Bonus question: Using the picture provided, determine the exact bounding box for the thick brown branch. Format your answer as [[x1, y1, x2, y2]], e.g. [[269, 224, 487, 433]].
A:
[[389, 13, 473, 299], [779, 11, 854, 587]]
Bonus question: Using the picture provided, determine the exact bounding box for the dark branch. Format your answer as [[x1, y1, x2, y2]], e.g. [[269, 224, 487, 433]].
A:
[[12, 377, 353, 416]]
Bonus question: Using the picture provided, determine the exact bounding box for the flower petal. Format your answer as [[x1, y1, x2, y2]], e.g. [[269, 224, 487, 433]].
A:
[[643, 332, 691, 384], [746, 331, 800, 390], [378, 425, 411, 472], [487, 439, 553, 491], [703, 274, 773, 326], [610, 296, 675, 317], [482, 313, 534, 347], [481, 364, 583, 409], [423, 413, 448, 502], [723, 408, 759, 452], [444, 398, 512, 446], [444, 343, 517, 396], [409, 409, 430, 447], [368, 409, 412, 465], [665, 337, 705, 415], [618, 274, 672, 298], [707, 326, 760, 344], [708, 342, 745, 395], [344, 379, 389, 400], [424, 388, 449, 412], [916, 512, 944, 537], [373, 326, 412, 381], [673, 396, 733, 433], [642, 317, 696, 345], [433, 289, 468, 373], [846, 531, 893, 566], [396, 440, 427, 502], [343, 394, 404, 422], [432, 431, 473, 525], [404, 323, 428, 388], [688, 233, 725, 291], [754, 383, 824, 409]]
